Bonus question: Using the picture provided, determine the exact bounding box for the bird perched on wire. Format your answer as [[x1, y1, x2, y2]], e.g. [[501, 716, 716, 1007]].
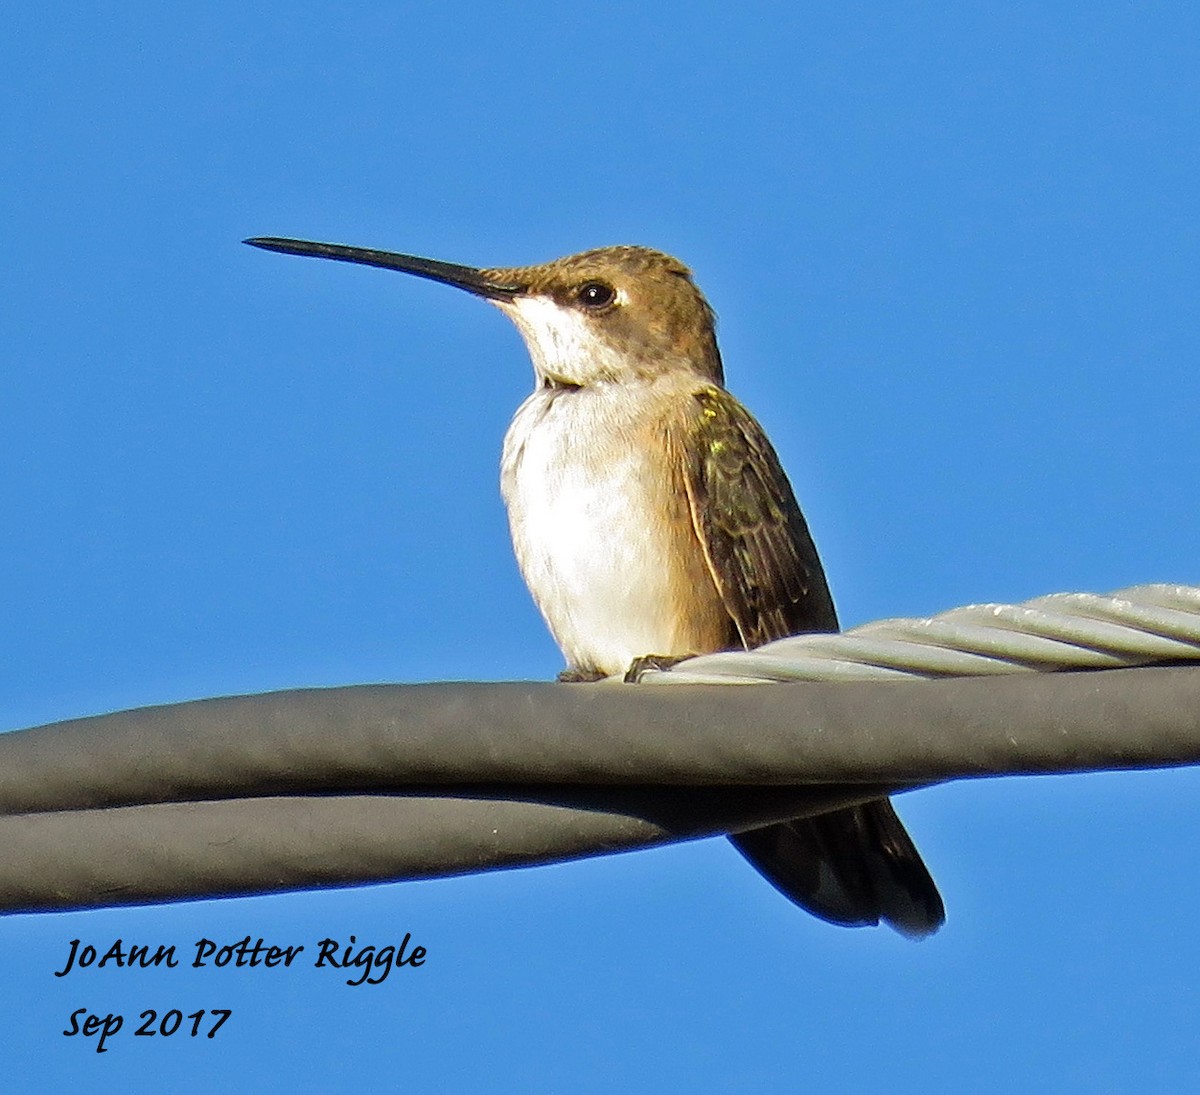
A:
[[246, 235, 945, 938]]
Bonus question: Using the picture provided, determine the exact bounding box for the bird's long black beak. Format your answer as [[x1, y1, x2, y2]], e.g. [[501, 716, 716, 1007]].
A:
[[244, 237, 524, 301]]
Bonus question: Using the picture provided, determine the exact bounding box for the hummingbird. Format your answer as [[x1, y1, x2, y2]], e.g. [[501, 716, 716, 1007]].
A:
[[245, 235, 946, 938]]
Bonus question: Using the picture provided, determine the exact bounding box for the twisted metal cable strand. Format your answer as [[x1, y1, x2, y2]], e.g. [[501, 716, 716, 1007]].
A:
[[640, 584, 1200, 684]]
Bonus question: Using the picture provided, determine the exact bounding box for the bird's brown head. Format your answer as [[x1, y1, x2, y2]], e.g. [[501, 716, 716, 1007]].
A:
[[483, 246, 724, 388], [244, 238, 724, 389]]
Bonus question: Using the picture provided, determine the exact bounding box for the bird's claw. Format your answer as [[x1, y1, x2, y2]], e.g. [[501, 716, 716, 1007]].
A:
[[623, 654, 690, 683]]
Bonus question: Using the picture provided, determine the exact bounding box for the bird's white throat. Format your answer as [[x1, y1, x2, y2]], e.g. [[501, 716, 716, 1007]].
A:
[[496, 294, 627, 387]]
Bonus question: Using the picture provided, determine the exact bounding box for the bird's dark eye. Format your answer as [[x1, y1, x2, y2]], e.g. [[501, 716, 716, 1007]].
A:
[[577, 281, 616, 309]]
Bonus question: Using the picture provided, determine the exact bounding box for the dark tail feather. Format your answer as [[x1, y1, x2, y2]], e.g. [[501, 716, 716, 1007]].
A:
[[729, 798, 944, 939]]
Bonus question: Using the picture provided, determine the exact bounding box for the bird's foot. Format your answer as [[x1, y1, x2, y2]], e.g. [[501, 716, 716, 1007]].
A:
[[557, 666, 608, 683], [623, 654, 691, 684]]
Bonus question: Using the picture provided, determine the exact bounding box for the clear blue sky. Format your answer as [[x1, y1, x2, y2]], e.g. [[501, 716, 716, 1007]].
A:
[[3, 3, 1199, 1090]]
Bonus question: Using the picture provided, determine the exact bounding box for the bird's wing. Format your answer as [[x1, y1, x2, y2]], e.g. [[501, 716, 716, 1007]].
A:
[[672, 386, 944, 938], [673, 385, 838, 645]]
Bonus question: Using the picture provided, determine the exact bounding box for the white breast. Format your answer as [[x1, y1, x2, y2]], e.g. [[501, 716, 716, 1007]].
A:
[[500, 383, 723, 677]]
